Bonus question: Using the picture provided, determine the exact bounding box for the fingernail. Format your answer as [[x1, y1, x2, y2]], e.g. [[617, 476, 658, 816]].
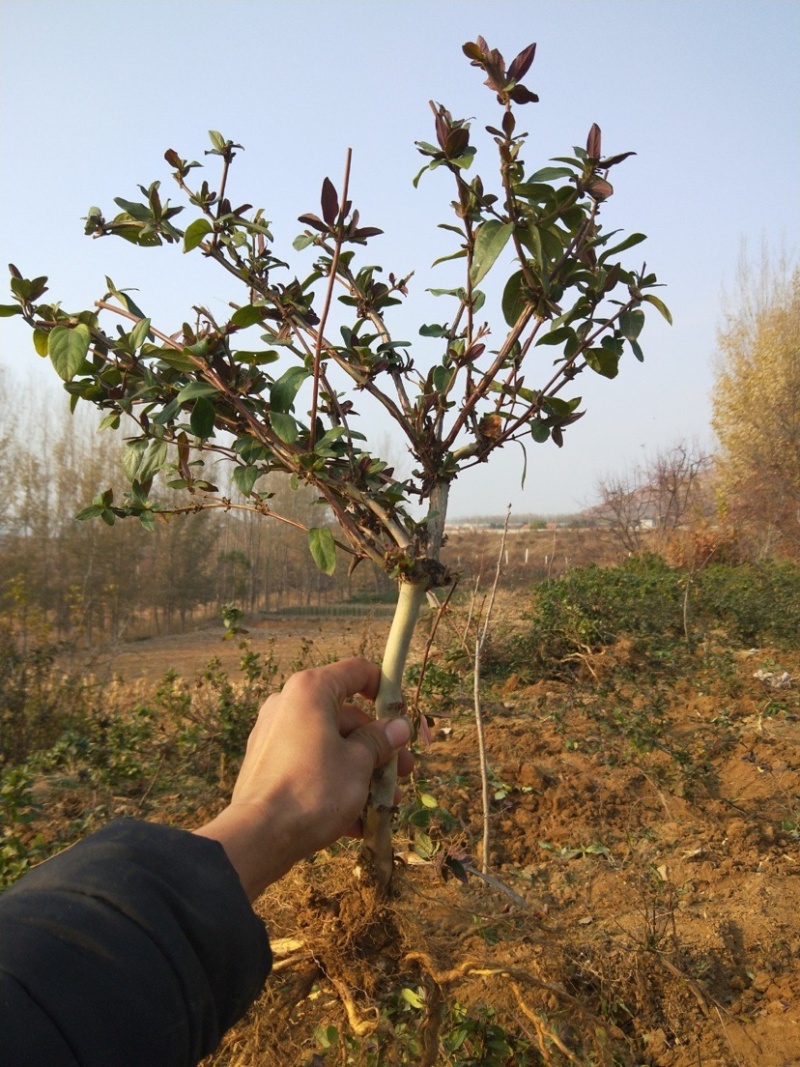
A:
[[385, 716, 412, 748]]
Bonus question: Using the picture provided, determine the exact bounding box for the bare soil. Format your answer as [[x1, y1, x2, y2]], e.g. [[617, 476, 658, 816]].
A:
[[77, 606, 800, 1065]]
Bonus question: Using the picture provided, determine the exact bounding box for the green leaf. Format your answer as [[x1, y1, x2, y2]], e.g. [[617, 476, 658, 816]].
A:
[[524, 224, 543, 271], [138, 439, 168, 480], [122, 440, 148, 481], [232, 349, 280, 365], [308, 526, 336, 575], [75, 505, 104, 521], [97, 411, 120, 431], [408, 809, 431, 828], [113, 197, 151, 221], [48, 324, 90, 381], [270, 367, 309, 413], [419, 793, 438, 809], [419, 323, 449, 338], [177, 381, 218, 403], [619, 308, 645, 341], [190, 397, 216, 438], [32, 329, 48, 357], [230, 304, 266, 328], [530, 418, 550, 444], [292, 233, 315, 251], [585, 347, 620, 379], [431, 248, 467, 268], [0, 304, 22, 317], [526, 166, 574, 182], [129, 317, 152, 350], [643, 293, 673, 325], [449, 148, 476, 170], [536, 326, 575, 347], [270, 411, 298, 444], [157, 349, 200, 373], [233, 465, 259, 496], [470, 220, 514, 286], [413, 831, 436, 860], [106, 281, 147, 320], [502, 270, 529, 327], [597, 232, 647, 264], [138, 511, 157, 532], [400, 987, 425, 1011], [183, 217, 212, 252]]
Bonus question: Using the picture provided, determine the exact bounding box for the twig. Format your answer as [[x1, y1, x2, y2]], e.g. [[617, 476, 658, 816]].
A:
[[474, 504, 512, 873], [462, 863, 527, 907], [309, 149, 352, 449], [412, 578, 459, 718]]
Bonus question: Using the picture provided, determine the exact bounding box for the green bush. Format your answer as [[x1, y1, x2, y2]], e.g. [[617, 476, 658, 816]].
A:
[[695, 561, 800, 644], [0, 618, 96, 768], [492, 556, 685, 680], [490, 556, 800, 682]]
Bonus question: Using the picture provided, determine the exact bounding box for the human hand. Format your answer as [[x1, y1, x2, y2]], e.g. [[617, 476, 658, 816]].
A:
[[194, 658, 413, 901]]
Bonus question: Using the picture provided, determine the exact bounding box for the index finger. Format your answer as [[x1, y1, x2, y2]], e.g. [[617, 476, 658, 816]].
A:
[[287, 657, 381, 706]]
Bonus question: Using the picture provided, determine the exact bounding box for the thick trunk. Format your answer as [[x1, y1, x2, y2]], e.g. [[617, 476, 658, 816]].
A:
[[361, 578, 427, 891], [361, 480, 451, 894]]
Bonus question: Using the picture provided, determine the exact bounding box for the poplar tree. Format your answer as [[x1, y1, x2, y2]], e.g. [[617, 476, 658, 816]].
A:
[[713, 262, 800, 555]]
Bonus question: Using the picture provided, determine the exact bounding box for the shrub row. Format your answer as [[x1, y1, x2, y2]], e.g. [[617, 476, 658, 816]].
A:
[[489, 556, 800, 680]]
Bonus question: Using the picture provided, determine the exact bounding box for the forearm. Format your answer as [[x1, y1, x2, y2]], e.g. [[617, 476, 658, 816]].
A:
[[0, 819, 271, 1067]]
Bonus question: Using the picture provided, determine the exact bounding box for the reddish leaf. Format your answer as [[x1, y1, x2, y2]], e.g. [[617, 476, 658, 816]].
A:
[[502, 110, 516, 137], [482, 47, 506, 90], [445, 127, 469, 158], [321, 177, 338, 226], [584, 177, 614, 201], [462, 40, 483, 62], [586, 123, 602, 160], [508, 84, 539, 105], [599, 150, 637, 169], [508, 42, 536, 82], [463, 342, 486, 363], [297, 212, 329, 233], [434, 108, 449, 150]]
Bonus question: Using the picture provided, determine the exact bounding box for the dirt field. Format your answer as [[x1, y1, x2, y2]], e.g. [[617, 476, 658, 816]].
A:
[[68, 601, 800, 1065], [86, 612, 392, 687]]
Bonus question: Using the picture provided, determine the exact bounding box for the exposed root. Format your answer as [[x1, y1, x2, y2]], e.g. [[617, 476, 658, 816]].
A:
[[404, 950, 587, 1012], [327, 975, 379, 1037], [510, 981, 581, 1065]]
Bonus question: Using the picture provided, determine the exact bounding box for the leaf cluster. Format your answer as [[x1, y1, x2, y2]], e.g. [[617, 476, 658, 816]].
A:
[[6, 38, 669, 583]]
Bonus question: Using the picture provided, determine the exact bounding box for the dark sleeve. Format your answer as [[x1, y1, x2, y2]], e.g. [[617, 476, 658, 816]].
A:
[[0, 818, 271, 1067]]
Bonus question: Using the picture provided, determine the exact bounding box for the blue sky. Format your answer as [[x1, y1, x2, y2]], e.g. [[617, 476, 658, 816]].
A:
[[1, 0, 798, 517]]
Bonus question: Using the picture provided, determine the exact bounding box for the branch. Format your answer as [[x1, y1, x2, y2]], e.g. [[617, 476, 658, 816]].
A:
[[310, 150, 352, 449], [147, 496, 360, 556], [442, 303, 539, 453]]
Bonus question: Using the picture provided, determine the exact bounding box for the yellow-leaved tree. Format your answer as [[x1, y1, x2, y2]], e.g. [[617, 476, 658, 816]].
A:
[[712, 256, 800, 557]]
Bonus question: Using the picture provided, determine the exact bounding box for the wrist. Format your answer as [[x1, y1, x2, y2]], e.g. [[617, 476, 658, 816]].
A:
[[193, 799, 306, 902]]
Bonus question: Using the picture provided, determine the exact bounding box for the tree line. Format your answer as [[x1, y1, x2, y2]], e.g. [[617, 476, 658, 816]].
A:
[[2, 255, 797, 643], [596, 257, 799, 566], [0, 391, 393, 645]]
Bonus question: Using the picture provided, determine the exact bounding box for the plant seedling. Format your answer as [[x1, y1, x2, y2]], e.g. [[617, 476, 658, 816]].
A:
[[5, 36, 669, 893]]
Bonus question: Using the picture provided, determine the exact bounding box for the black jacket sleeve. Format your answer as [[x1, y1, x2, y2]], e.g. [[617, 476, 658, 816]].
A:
[[0, 818, 271, 1067]]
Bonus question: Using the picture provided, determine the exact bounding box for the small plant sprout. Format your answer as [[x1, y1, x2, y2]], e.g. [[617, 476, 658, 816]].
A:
[[5, 36, 669, 893]]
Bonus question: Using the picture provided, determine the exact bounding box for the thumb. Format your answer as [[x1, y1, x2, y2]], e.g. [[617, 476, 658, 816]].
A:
[[349, 716, 412, 770]]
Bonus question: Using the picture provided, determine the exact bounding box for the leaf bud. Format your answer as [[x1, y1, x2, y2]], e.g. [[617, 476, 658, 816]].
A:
[[586, 123, 602, 160]]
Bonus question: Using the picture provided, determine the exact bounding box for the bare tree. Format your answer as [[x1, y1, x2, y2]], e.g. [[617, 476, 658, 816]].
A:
[[597, 441, 711, 557]]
